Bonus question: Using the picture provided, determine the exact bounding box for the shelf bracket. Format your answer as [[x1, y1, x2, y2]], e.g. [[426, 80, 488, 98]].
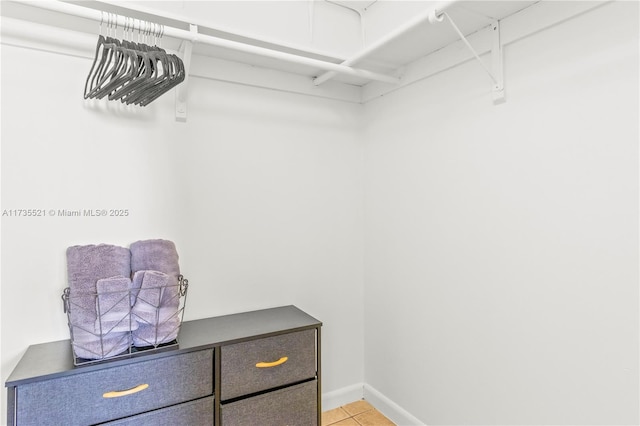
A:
[[442, 13, 505, 104], [491, 20, 505, 104], [175, 24, 197, 122]]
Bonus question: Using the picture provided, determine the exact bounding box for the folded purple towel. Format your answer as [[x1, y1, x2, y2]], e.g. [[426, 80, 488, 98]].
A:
[[132, 311, 181, 348], [66, 244, 131, 354], [66, 244, 131, 291], [95, 276, 138, 334], [130, 239, 180, 282], [130, 241, 181, 330], [131, 270, 168, 324], [70, 327, 131, 360], [131, 270, 182, 348], [130, 269, 144, 303]]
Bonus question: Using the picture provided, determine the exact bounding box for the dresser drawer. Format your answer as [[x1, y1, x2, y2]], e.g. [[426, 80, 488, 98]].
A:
[[221, 329, 316, 400], [104, 396, 214, 425], [221, 379, 317, 426], [15, 349, 213, 425]]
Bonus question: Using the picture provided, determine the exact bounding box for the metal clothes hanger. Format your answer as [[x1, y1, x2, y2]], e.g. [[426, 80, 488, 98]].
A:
[[112, 20, 157, 102], [91, 16, 134, 99], [83, 12, 106, 98], [138, 24, 167, 102], [124, 23, 172, 105], [84, 12, 117, 99], [87, 13, 123, 99], [84, 13, 185, 106], [139, 51, 185, 106], [104, 17, 145, 100], [137, 25, 186, 106]]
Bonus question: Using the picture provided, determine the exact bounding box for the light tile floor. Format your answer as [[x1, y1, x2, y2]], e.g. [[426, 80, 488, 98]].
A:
[[322, 400, 396, 426]]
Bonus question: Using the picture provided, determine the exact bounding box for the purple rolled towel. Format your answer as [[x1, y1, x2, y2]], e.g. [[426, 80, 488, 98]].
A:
[[95, 276, 138, 334], [130, 269, 145, 304], [71, 327, 131, 360], [130, 240, 182, 348], [132, 308, 181, 348], [131, 270, 168, 324], [66, 244, 131, 335], [130, 239, 180, 309], [130, 239, 180, 280]]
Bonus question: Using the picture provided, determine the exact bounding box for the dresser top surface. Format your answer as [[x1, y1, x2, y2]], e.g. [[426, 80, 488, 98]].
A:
[[6, 305, 321, 386]]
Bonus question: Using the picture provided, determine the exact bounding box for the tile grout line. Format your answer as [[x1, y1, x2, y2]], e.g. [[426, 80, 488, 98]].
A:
[[322, 399, 397, 426]]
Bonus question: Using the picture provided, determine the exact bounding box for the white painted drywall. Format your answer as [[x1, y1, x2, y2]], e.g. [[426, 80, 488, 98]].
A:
[[0, 45, 364, 422], [1, 1, 638, 425], [362, 1, 639, 424]]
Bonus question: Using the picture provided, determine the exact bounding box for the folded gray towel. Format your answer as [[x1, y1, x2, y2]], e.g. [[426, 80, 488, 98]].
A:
[[130, 239, 180, 282], [66, 244, 131, 356], [95, 276, 138, 334], [132, 309, 181, 348], [70, 327, 131, 360], [66, 244, 131, 291], [130, 270, 144, 302], [131, 270, 168, 324], [130, 241, 181, 338]]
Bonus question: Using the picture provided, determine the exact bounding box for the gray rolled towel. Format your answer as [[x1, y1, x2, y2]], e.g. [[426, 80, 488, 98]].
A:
[[130, 239, 180, 280], [131, 270, 183, 348], [95, 276, 138, 334], [131, 270, 168, 324], [130, 239, 180, 312], [66, 244, 131, 347], [129, 240, 183, 348], [71, 327, 132, 360], [132, 308, 181, 348]]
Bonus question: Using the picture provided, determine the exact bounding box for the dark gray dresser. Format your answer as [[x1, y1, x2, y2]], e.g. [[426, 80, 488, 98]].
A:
[[5, 305, 322, 425]]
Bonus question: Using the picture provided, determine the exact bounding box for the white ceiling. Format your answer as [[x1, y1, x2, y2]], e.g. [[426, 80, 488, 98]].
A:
[[190, 0, 539, 85], [1, 0, 539, 87], [324, 0, 379, 13], [360, 1, 538, 71]]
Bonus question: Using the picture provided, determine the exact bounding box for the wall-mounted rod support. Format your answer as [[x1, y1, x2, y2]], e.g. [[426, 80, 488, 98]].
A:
[[442, 12, 498, 85], [313, 0, 459, 86], [491, 20, 505, 104], [20, 0, 401, 85], [175, 24, 197, 122]]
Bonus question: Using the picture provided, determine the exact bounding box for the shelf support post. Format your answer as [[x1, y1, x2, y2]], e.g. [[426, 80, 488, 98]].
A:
[[491, 20, 505, 104], [176, 24, 197, 122]]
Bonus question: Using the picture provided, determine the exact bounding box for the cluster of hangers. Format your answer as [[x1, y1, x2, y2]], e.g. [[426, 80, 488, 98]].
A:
[[84, 12, 185, 106]]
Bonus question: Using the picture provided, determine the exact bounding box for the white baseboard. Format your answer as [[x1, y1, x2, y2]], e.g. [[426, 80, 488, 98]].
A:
[[321, 382, 364, 411], [363, 383, 426, 426], [322, 382, 425, 425]]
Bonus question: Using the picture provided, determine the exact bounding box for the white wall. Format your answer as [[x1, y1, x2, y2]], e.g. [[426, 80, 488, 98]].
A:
[[363, 2, 639, 425], [1, 1, 639, 425], [0, 44, 364, 422]]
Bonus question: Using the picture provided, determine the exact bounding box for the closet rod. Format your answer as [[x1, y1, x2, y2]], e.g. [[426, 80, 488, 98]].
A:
[[313, 0, 459, 86], [22, 0, 402, 85]]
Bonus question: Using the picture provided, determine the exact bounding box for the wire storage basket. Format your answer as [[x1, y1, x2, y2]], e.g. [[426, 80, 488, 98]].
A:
[[62, 275, 188, 366]]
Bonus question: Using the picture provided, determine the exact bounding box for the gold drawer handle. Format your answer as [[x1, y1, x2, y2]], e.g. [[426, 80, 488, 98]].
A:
[[103, 383, 149, 398], [255, 356, 288, 368]]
